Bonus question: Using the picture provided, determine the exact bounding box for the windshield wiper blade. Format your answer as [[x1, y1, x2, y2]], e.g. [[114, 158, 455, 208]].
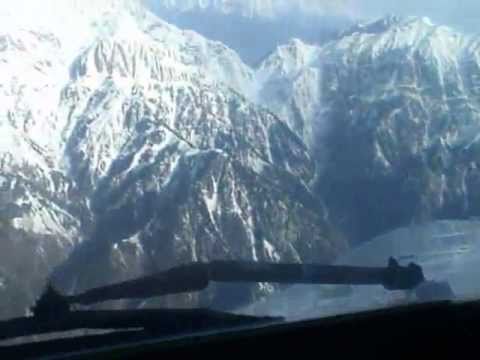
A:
[[0, 258, 452, 344], [0, 308, 282, 342]]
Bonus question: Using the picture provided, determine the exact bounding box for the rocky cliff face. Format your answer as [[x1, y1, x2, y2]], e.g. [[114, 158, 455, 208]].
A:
[[313, 16, 480, 242], [55, 68, 341, 310], [0, 0, 343, 318]]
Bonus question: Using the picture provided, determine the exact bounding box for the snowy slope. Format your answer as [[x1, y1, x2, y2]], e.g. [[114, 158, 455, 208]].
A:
[[0, 0, 256, 193], [61, 18, 258, 192], [0, 24, 86, 318], [257, 39, 323, 145]]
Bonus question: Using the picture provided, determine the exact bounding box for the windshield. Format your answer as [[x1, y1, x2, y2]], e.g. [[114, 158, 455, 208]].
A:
[[1, 0, 480, 348]]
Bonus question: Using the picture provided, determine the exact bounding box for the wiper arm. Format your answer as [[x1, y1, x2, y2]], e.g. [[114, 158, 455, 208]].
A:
[[61, 258, 424, 307], [23, 258, 424, 321]]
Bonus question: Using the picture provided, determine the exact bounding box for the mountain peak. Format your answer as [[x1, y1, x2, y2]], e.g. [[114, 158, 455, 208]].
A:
[[331, 14, 464, 67], [340, 15, 437, 38], [259, 38, 320, 73]]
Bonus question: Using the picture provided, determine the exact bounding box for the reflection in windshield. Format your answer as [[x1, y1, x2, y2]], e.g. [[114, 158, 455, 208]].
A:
[[241, 220, 480, 320], [1, 0, 480, 347]]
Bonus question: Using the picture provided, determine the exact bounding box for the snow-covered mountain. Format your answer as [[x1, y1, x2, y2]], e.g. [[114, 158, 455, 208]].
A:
[[52, 16, 342, 309], [2, 0, 480, 320], [252, 14, 480, 243], [0, 0, 343, 318], [313, 16, 480, 242]]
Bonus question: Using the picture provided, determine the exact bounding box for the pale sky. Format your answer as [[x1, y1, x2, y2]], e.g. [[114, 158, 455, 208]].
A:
[[343, 0, 480, 33], [150, 0, 480, 33]]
